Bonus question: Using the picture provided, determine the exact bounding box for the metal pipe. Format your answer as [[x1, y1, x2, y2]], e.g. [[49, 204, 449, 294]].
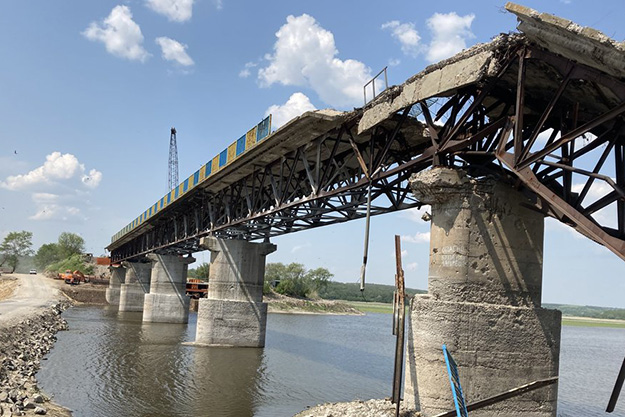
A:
[[607, 356, 625, 412], [359, 184, 372, 291]]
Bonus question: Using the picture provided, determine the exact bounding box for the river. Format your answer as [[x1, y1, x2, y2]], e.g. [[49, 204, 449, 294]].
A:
[[38, 307, 625, 417]]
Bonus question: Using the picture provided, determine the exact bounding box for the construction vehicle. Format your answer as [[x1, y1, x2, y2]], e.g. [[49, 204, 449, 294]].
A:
[[186, 279, 208, 299], [60, 270, 90, 285]]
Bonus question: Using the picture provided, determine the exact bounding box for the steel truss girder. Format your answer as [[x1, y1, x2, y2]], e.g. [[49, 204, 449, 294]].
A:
[[112, 43, 625, 263], [111, 119, 422, 262]]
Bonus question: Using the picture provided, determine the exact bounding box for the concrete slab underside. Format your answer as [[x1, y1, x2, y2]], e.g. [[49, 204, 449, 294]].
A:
[[404, 168, 561, 417]]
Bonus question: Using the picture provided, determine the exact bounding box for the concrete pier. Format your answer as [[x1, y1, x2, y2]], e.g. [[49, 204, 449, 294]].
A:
[[142, 254, 194, 324], [195, 237, 276, 347], [105, 265, 126, 305], [119, 261, 152, 312], [404, 168, 561, 417]]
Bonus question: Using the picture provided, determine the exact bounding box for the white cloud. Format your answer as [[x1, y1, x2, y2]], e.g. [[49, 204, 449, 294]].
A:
[[425, 12, 475, 63], [30, 205, 82, 222], [83, 5, 150, 62], [265, 92, 317, 129], [401, 231, 431, 243], [32, 193, 59, 204], [382, 21, 421, 57], [291, 242, 312, 253], [406, 262, 418, 271], [82, 169, 103, 189], [239, 61, 257, 78], [258, 14, 372, 108], [146, 0, 194, 22], [402, 205, 432, 223], [388, 58, 401, 67], [0, 152, 102, 191], [155, 37, 194, 66]]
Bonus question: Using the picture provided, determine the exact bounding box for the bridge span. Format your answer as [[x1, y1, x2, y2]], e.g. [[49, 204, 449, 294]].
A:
[[106, 3, 624, 416]]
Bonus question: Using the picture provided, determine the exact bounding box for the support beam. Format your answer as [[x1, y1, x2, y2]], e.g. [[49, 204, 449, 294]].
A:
[[404, 168, 561, 417], [142, 254, 195, 324], [195, 237, 277, 347], [105, 265, 126, 305], [119, 261, 152, 312]]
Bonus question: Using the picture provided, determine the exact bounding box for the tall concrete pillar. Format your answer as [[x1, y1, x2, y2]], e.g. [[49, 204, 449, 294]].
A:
[[119, 261, 152, 312], [105, 265, 126, 305], [195, 237, 276, 347], [142, 254, 195, 324], [404, 168, 561, 417]]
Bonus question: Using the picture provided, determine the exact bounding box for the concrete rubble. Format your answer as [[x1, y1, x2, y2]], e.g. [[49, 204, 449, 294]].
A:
[[0, 301, 71, 416]]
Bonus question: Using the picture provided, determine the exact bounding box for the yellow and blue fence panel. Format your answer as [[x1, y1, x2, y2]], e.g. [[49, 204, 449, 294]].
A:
[[112, 115, 272, 243]]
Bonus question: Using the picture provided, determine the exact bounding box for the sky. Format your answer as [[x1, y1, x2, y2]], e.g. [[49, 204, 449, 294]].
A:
[[1, 0, 625, 308]]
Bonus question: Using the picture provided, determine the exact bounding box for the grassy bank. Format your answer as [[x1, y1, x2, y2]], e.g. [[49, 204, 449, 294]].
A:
[[347, 301, 625, 328]]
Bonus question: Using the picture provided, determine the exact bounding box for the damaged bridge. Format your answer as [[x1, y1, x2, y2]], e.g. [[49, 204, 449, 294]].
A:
[[106, 3, 624, 416]]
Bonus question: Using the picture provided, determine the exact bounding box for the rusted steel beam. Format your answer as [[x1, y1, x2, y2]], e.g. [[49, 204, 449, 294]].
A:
[[519, 101, 625, 169]]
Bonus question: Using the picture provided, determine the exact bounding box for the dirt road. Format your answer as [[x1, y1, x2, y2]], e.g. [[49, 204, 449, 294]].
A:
[[0, 273, 63, 327]]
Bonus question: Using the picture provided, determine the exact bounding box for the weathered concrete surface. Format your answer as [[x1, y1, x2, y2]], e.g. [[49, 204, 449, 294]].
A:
[[404, 168, 561, 417], [119, 261, 151, 312], [506, 2, 625, 80], [142, 254, 194, 324], [195, 237, 276, 347], [105, 265, 126, 305]]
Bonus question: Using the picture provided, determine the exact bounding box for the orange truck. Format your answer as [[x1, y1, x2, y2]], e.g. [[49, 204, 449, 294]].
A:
[[60, 270, 90, 285]]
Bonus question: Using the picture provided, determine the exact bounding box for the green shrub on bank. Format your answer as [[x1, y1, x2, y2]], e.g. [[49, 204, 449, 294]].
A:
[[47, 254, 94, 275], [265, 263, 332, 298]]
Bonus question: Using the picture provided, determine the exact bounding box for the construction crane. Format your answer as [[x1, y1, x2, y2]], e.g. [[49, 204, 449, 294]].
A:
[[168, 127, 178, 191]]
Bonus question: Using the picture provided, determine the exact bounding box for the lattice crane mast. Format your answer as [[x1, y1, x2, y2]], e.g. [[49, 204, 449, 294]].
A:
[[168, 127, 178, 191]]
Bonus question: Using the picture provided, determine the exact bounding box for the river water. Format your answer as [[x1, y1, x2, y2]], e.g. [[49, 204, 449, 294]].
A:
[[38, 307, 625, 417]]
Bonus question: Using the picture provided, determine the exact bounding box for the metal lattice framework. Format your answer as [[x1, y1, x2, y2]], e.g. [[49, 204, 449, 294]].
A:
[[110, 40, 625, 263], [168, 127, 178, 192]]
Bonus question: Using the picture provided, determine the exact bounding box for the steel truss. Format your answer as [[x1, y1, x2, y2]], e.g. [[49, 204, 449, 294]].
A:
[[111, 116, 427, 262], [112, 43, 625, 263]]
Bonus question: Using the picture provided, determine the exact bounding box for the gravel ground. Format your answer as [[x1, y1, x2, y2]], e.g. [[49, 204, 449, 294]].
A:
[[294, 399, 420, 417]]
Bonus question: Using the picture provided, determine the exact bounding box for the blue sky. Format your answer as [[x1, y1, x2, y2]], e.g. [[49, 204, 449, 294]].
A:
[[1, 0, 625, 307]]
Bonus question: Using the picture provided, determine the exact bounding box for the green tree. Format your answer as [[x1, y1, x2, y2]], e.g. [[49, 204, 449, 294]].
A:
[[57, 232, 85, 259], [266, 262, 333, 298], [188, 262, 210, 281], [34, 243, 62, 270], [0, 231, 34, 273]]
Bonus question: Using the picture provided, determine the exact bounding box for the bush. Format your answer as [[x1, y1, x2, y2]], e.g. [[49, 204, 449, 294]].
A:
[[47, 254, 93, 275]]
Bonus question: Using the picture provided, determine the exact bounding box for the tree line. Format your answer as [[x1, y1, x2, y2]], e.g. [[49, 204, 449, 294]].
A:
[[0, 230, 91, 274]]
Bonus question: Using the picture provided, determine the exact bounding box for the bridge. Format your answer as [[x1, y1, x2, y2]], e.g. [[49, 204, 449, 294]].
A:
[[105, 4, 625, 416]]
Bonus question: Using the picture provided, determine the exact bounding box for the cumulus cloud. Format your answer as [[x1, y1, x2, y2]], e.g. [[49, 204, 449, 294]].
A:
[[1, 152, 102, 191], [155, 37, 194, 66], [265, 92, 317, 129], [382, 20, 421, 57], [406, 262, 418, 271], [425, 12, 475, 63], [146, 0, 194, 22], [401, 231, 431, 243], [83, 5, 150, 62], [258, 14, 372, 108]]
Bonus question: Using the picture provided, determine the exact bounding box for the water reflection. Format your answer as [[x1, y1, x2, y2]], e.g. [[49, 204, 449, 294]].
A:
[[183, 347, 265, 417]]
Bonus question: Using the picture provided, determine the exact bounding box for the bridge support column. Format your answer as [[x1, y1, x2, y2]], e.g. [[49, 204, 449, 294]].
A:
[[195, 237, 276, 347], [404, 168, 561, 417], [142, 254, 194, 324], [119, 261, 152, 312], [105, 265, 126, 305]]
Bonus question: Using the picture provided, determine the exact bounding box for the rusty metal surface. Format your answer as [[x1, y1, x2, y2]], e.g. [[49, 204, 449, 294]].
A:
[[391, 235, 406, 417]]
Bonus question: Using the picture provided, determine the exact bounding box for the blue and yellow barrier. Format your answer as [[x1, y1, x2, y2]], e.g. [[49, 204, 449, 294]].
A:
[[111, 115, 272, 244]]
